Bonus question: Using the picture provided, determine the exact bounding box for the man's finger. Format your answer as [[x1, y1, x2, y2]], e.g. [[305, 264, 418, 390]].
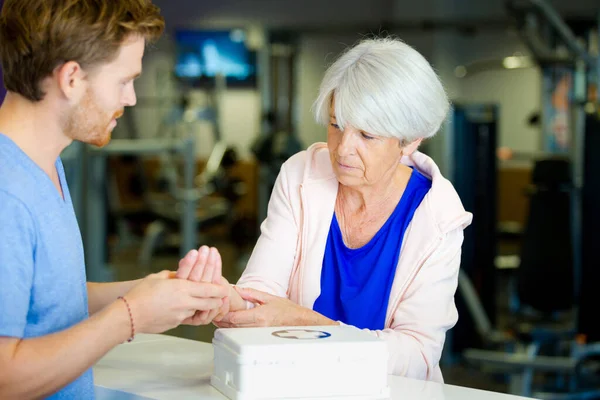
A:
[[183, 281, 228, 298], [175, 249, 198, 280], [214, 296, 230, 322], [234, 287, 272, 305], [189, 246, 210, 282], [213, 320, 231, 328], [189, 305, 221, 326], [195, 310, 211, 325], [182, 310, 204, 326], [188, 297, 223, 312], [217, 310, 233, 324], [180, 308, 197, 325], [206, 306, 220, 324]]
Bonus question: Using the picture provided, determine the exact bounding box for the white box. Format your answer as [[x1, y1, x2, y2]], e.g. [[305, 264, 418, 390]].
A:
[[211, 325, 390, 400]]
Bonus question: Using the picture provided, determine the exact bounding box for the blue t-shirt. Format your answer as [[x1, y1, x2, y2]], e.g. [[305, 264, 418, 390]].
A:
[[0, 134, 93, 399], [313, 168, 432, 330]]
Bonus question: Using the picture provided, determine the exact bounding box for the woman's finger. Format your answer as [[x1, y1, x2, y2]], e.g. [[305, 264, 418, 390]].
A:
[[189, 246, 210, 282], [175, 249, 198, 280], [210, 248, 223, 284], [201, 247, 219, 283], [227, 309, 259, 326], [234, 287, 272, 305]]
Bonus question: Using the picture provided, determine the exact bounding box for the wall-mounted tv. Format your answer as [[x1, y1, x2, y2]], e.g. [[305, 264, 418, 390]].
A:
[[174, 29, 256, 88]]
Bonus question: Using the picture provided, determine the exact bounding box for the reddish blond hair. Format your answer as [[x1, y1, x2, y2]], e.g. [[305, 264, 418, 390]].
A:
[[0, 0, 165, 101]]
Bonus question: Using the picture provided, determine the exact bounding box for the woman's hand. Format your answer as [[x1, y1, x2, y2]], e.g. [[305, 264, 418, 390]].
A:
[[215, 287, 338, 328], [176, 246, 225, 326], [213, 280, 246, 323]]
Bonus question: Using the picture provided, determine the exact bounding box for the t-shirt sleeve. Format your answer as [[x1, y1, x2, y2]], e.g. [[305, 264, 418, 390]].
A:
[[0, 190, 36, 338]]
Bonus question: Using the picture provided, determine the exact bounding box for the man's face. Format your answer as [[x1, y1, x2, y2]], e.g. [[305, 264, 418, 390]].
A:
[[65, 35, 144, 147]]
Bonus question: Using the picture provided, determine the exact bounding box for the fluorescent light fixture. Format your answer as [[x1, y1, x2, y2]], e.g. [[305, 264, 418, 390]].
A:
[[502, 56, 523, 69]]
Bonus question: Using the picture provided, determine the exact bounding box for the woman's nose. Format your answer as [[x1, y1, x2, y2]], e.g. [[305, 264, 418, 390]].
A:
[[337, 129, 357, 157]]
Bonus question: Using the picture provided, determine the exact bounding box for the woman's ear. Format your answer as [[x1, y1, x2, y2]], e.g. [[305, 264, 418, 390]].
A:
[[402, 138, 423, 156]]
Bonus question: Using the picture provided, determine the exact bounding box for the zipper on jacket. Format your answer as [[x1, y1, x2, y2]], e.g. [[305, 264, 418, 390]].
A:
[[297, 183, 308, 306]]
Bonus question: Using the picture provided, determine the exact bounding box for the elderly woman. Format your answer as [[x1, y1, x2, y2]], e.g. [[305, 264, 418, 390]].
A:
[[179, 37, 472, 382]]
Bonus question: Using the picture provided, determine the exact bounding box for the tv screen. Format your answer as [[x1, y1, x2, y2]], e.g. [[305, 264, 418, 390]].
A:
[[174, 29, 256, 87]]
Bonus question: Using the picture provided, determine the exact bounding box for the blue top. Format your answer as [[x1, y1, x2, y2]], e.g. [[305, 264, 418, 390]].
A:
[[313, 168, 432, 330], [0, 134, 93, 399]]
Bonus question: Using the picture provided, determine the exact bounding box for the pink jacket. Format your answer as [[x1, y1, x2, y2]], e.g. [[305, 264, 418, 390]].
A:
[[237, 142, 473, 382]]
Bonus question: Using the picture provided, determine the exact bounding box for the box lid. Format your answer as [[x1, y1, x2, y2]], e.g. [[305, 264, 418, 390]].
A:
[[213, 325, 387, 365]]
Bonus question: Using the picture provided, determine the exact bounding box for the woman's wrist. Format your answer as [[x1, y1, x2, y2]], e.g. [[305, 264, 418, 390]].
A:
[[300, 308, 339, 326], [229, 285, 247, 311]]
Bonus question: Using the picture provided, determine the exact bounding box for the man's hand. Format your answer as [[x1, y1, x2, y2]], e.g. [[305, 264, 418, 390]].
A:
[[123, 270, 227, 333], [215, 287, 338, 328]]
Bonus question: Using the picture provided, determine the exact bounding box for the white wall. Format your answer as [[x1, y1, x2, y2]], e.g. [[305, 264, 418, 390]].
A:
[[460, 68, 542, 151], [453, 31, 542, 153], [296, 34, 357, 147], [296, 33, 378, 147]]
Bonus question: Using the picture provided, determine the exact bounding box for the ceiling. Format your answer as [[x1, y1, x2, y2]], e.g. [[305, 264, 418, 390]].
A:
[[154, 0, 599, 31]]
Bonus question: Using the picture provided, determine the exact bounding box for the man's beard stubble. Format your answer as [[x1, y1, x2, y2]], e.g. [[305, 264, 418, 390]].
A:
[[64, 90, 123, 148]]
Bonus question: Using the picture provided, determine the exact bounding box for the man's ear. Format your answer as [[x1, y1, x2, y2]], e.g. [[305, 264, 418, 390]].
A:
[[55, 61, 86, 102], [402, 138, 423, 156]]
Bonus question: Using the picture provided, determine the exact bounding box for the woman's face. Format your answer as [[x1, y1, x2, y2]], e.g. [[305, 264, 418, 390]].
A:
[[327, 111, 405, 189]]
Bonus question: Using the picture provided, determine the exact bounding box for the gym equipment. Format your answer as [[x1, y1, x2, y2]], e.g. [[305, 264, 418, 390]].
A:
[[443, 103, 499, 359], [251, 110, 303, 224], [517, 158, 574, 314], [76, 68, 248, 277], [86, 137, 199, 273], [462, 2, 600, 398], [253, 37, 304, 224], [459, 267, 600, 398], [579, 114, 600, 344]]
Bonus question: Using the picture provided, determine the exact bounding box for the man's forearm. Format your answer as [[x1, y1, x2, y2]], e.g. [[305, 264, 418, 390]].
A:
[[87, 280, 140, 315], [0, 300, 130, 400]]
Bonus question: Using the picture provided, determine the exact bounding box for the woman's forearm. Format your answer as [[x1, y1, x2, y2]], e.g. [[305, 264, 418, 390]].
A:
[[300, 309, 340, 326]]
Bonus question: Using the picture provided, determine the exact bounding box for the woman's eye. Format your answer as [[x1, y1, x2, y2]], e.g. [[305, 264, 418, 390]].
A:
[[330, 123, 340, 130], [361, 132, 374, 140]]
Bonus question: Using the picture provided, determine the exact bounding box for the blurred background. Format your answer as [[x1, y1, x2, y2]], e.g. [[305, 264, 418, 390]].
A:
[[4, 0, 600, 398]]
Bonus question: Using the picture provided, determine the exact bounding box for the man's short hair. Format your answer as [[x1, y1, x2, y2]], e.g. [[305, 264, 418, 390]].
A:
[[0, 0, 165, 102]]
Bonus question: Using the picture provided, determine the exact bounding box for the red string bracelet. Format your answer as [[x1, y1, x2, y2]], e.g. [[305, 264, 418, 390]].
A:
[[118, 296, 135, 342]]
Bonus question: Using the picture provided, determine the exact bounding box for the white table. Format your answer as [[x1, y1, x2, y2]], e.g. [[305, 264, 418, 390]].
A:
[[93, 334, 534, 400]]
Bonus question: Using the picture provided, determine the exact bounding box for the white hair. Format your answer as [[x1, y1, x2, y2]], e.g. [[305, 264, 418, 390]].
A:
[[312, 37, 450, 143]]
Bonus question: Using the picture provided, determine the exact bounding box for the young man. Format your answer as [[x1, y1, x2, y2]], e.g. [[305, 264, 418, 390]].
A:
[[0, 1, 228, 399]]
